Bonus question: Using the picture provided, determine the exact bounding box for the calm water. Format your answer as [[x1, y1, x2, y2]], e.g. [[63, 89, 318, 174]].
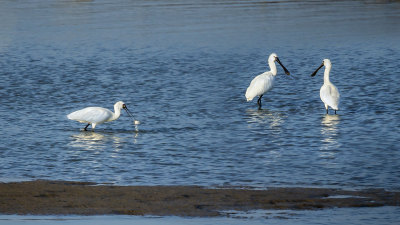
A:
[[1, 207, 400, 225], [1, 0, 400, 192]]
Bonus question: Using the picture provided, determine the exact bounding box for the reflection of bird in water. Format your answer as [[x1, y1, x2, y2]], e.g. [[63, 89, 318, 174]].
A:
[[69, 132, 107, 151], [70, 131, 139, 151], [245, 53, 290, 110], [320, 114, 341, 153], [246, 109, 285, 131], [321, 114, 340, 134], [311, 59, 340, 114]]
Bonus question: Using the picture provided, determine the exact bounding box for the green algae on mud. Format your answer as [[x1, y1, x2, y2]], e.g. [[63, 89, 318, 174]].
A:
[[0, 180, 399, 217]]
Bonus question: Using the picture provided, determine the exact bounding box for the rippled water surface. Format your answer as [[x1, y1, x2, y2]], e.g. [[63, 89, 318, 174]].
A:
[[0, 0, 400, 191], [2, 207, 400, 225]]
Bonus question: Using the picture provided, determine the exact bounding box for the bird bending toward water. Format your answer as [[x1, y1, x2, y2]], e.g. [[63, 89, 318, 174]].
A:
[[245, 53, 290, 109], [311, 59, 340, 114], [67, 101, 135, 131]]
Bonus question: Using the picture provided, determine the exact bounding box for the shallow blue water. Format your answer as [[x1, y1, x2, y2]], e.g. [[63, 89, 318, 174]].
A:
[[1, 207, 400, 225], [0, 0, 400, 191]]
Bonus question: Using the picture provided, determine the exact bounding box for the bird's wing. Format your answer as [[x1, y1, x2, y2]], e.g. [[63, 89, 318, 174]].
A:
[[320, 84, 340, 110], [245, 72, 274, 101], [67, 107, 113, 124]]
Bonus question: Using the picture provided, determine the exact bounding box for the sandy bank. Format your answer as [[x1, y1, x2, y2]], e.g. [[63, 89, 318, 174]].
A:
[[0, 180, 398, 217]]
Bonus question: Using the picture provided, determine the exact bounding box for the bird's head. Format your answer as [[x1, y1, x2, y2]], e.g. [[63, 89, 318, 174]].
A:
[[268, 53, 290, 75], [115, 101, 126, 109], [268, 53, 278, 63], [115, 101, 135, 119], [311, 59, 331, 77], [323, 59, 332, 69]]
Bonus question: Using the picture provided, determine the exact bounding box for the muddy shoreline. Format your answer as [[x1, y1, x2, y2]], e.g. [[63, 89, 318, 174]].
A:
[[0, 180, 399, 217]]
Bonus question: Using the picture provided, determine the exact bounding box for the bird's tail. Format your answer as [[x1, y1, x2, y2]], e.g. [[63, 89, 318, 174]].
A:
[[245, 93, 253, 102]]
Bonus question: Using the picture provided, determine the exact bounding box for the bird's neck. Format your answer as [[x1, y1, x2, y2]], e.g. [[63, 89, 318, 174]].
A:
[[111, 106, 122, 121], [323, 67, 331, 84], [269, 60, 277, 76]]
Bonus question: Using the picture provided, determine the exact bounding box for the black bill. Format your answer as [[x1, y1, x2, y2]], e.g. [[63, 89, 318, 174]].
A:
[[311, 63, 324, 77], [276, 57, 290, 75], [123, 104, 135, 120]]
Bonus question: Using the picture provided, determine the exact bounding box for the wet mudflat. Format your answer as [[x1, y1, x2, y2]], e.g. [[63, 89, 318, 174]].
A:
[[0, 180, 398, 217]]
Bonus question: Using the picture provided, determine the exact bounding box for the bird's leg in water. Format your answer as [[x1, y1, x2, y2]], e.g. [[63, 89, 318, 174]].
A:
[[334, 110, 337, 114], [257, 95, 263, 110], [84, 123, 90, 131], [326, 109, 329, 114]]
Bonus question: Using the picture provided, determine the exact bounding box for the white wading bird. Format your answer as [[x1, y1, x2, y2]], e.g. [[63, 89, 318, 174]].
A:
[[245, 53, 290, 109], [67, 101, 135, 131], [311, 59, 340, 114]]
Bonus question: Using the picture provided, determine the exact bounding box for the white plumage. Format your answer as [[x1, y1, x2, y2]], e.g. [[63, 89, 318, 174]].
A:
[[246, 71, 275, 101], [311, 59, 340, 114], [245, 53, 290, 109], [67, 101, 135, 131]]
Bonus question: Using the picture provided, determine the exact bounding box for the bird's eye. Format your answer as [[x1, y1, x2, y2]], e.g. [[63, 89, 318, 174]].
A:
[[123, 104, 126, 108]]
